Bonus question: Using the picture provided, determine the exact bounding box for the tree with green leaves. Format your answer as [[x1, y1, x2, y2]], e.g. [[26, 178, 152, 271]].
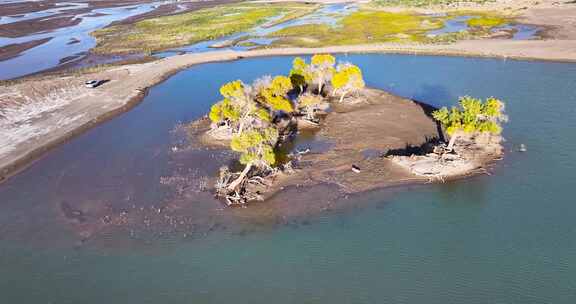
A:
[[258, 75, 294, 113], [220, 80, 250, 107], [209, 80, 272, 136], [310, 54, 336, 94], [227, 127, 279, 191], [208, 53, 369, 205], [289, 57, 313, 93], [331, 63, 365, 103], [432, 96, 507, 151], [209, 98, 241, 127]]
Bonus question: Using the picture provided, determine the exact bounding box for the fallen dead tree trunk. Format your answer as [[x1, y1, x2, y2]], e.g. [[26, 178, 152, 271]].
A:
[[215, 165, 277, 206]]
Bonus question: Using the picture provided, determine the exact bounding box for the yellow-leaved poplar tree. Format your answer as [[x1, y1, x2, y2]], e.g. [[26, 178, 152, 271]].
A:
[[331, 63, 365, 103], [432, 96, 507, 151]]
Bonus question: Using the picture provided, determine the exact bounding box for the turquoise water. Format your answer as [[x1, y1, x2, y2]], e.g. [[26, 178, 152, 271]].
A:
[[1, 55, 576, 303]]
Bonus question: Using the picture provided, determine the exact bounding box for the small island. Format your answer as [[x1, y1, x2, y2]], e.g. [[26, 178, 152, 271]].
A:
[[187, 54, 508, 206]]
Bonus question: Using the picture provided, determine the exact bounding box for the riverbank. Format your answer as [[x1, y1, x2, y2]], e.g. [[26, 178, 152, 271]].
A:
[[1, 39, 575, 184]]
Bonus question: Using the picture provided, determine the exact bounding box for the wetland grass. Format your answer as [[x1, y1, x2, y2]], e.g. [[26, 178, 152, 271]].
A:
[[91, 2, 318, 55]]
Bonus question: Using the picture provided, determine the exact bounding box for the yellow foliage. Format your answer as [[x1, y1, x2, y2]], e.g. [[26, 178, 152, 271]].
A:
[[230, 128, 278, 166], [311, 54, 335, 68], [209, 99, 241, 123], [332, 63, 365, 101], [259, 75, 295, 112], [432, 96, 506, 136], [290, 57, 313, 88], [209, 103, 223, 123], [270, 76, 293, 96], [220, 80, 245, 100]]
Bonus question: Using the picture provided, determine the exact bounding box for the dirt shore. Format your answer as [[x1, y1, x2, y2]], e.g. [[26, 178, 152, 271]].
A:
[[1, 38, 575, 184]]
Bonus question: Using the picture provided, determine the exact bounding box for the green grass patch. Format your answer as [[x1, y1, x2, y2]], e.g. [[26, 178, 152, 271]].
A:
[[268, 9, 444, 47], [267, 8, 515, 47], [91, 2, 317, 55], [371, 0, 494, 8], [466, 15, 507, 28]]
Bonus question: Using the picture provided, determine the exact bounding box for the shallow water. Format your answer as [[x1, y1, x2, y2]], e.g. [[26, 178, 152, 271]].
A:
[[0, 1, 165, 80], [155, 4, 358, 57], [158, 5, 540, 58], [1, 54, 576, 303], [427, 14, 539, 40], [0, 2, 89, 25]]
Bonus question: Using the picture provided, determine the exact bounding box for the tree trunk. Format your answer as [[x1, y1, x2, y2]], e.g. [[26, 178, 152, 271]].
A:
[[339, 91, 348, 103], [227, 162, 253, 192], [447, 131, 460, 151], [237, 120, 244, 135], [307, 107, 315, 120]]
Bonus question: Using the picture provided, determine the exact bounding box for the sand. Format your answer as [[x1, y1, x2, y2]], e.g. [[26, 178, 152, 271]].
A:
[[274, 88, 442, 194]]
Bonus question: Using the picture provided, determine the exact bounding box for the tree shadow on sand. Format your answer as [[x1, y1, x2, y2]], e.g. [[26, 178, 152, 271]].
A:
[[384, 136, 443, 157], [381, 84, 455, 157]]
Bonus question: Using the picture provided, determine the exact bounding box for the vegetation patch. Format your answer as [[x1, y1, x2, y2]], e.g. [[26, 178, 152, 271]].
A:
[[266, 7, 514, 47], [371, 0, 494, 8], [268, 10, 444, 47], [92, 1, 515, 54], [91, 2, 317, 55], [466, 15, 507, 28]]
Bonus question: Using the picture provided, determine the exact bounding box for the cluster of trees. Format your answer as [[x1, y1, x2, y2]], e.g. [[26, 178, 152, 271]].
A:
[[207, 54, 366, 205], [289, 54, 365, 99], [432, 96, 507, 151], [205, 55, 506, 204]]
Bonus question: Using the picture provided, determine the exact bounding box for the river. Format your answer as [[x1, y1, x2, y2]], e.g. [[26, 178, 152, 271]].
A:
[[1, 54, 575, 303]]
